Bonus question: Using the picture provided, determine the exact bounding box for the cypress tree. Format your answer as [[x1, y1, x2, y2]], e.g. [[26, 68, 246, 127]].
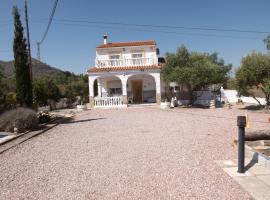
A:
[[12, 6, 33, 107]]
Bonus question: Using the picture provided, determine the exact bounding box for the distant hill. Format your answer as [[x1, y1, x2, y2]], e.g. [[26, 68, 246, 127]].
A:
[[0, 58, 65, 78]]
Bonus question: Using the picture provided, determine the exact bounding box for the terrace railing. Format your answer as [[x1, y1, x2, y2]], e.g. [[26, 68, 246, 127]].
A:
[[95, 57, 156, 67], [94, 96, 124, 108]]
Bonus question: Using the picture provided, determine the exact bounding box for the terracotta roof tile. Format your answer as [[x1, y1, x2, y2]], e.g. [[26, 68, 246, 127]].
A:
[[88, 65, 162, 73], [96, 40, 156, 49]]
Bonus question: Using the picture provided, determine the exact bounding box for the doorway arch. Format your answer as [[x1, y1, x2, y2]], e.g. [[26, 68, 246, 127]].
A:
[[126, 74, 156, 104]]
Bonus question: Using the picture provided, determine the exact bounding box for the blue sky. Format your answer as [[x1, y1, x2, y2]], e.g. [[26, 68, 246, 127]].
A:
[[0, 0, 269, 74]]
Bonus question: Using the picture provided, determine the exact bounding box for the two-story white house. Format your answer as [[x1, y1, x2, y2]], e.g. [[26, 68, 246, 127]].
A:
[[87, 36, 164, 108]]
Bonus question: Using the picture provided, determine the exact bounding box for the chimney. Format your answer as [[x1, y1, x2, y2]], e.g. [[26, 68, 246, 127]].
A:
[[103, 34, 108, 44]]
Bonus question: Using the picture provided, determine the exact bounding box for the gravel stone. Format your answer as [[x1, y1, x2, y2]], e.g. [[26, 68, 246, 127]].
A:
[[1, 106, 265, 199]]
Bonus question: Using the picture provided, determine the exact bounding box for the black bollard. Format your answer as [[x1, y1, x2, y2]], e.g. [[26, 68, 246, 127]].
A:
[[237, 116, 246, 173]]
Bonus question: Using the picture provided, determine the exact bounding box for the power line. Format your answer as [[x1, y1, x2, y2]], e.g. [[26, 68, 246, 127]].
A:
[[53, 18, 270, 34], [39, 0, 59, 44], [32, 20, 263, 41], [37, 0, 59, 60]]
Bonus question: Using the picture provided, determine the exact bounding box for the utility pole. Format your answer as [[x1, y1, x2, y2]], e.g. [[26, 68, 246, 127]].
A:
[[24, 0, 32, 81]]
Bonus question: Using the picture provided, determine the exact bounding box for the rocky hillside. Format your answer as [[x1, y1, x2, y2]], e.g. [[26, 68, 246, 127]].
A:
[[0, 58, 64, 78]]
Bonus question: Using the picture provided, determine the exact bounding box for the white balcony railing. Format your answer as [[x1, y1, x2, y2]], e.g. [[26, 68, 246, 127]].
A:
[[95, 57, 157, 67], [94, 96, 124, 108]]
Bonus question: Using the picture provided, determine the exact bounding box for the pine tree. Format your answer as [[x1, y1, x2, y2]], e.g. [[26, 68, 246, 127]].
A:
[[12, 6, 33, 107]]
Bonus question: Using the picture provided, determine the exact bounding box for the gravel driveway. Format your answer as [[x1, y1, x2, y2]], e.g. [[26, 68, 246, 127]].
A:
[[1, 106, 267, 199]]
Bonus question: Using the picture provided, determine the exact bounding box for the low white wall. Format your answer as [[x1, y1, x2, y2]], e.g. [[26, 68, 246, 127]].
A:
[[223, 90, 266, 105], [241, 96, 266, 105]]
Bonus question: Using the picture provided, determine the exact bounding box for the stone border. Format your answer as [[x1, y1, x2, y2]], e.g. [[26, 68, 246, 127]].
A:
[[0, 115, 73, 154], [0, 130, 31, 146], [245, 144, 270, 168], [216, 160, 270, 200]]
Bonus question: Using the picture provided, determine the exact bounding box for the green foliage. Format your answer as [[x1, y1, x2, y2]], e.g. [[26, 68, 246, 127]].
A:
[[33, 79, 61, 107], [264, 35, 270, 51], [226, 78, 238, 90], [0, 108, 38, 133], [0, 65, 5, 104], [47, 79, 61, 101], [12, 6, 32, 108], [33, 80, 48, 106], [5, 92, 17, 109], [63, 75, 89, 104], [235, 52, 270, 106], [32, 73, 88, 106], [0, 64, 3, 86], [161, 45, 231, 103]]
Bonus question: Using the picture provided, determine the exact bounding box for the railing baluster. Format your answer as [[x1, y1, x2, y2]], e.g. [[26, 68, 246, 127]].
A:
[[93, 96, 125, 108], [96, 57, 158, 67]]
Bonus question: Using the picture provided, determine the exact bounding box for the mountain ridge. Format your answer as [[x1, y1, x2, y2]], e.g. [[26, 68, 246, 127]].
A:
[[0, 58, 66, 78]]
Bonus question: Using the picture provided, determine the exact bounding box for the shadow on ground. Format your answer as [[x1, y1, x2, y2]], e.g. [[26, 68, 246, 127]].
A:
[[239, 105, 265, 110], [244, 154, 258, 172], [0, 133, 8, 138], [62, 118, 105, 124]]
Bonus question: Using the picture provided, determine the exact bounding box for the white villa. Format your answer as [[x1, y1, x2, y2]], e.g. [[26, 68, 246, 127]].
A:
[[87, 36, 165, 108]]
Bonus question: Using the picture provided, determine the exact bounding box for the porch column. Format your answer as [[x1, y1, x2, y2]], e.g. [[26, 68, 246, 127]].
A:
[[88, 76, 95, 108], [153, 73, 161, 105], [120, 75, 128, 105]]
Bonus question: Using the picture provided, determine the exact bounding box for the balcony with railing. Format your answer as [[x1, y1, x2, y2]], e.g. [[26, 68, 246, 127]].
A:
[[95, 57, 157, 68]]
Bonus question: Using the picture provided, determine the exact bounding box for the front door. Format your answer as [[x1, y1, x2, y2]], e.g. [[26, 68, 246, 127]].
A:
[[132, 80, 143, 103]]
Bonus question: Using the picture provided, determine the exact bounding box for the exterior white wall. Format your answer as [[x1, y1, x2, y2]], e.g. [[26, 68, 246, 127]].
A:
[[222, 89, 266, 105]]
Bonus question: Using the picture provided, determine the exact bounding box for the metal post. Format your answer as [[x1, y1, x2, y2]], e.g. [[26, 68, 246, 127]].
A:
[[237, 116, 246, 173]]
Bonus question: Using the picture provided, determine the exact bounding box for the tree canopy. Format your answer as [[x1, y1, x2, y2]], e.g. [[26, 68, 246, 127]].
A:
[[12, 6, 32, 108], [32, 73, 89, 107], [0, 65, 5, 104], [0, 65, 3, 91], [264, 35, 270, 51], [235, 52, 270, 106], [161, 45, 231, 102], [33, 79, 61, 107]]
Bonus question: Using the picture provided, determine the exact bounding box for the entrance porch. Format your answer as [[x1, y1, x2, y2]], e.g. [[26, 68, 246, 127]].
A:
[[88, 71, 161, 108]]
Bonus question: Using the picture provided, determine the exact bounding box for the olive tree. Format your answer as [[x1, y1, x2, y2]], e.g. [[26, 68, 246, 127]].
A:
[[235, 52, 270, 107], [161, 45, 231, 104]]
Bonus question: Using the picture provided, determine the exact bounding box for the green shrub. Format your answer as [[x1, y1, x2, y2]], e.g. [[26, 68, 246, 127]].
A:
[[0, 108, 38, 133], [5, 92, 17, 109]]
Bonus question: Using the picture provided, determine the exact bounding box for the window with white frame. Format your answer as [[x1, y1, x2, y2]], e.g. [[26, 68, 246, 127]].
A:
[[109, 54, 120, 66], [132, 53, 143, 65]]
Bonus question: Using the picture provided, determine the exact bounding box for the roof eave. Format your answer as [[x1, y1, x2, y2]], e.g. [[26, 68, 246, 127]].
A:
[[96, 44, 156, 49]]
